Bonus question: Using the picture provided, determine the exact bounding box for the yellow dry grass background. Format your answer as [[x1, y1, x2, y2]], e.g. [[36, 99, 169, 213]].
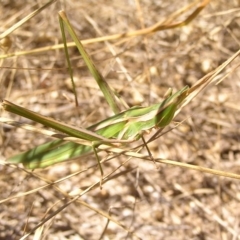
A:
[[1, 0, 240, 239]]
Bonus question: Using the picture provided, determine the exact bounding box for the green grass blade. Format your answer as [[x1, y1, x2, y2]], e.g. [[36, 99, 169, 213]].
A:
[[58, 10, 121, 114], [59, 13, 79, 107]]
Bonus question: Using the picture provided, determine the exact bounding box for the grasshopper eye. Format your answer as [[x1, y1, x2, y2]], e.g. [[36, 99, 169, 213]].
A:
[[164, 88, 173, 98]]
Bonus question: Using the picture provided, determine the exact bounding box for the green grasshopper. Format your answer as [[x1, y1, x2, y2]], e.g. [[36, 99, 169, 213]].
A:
[[3, 85, 188, 167], [2, 11, 189, 179]]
